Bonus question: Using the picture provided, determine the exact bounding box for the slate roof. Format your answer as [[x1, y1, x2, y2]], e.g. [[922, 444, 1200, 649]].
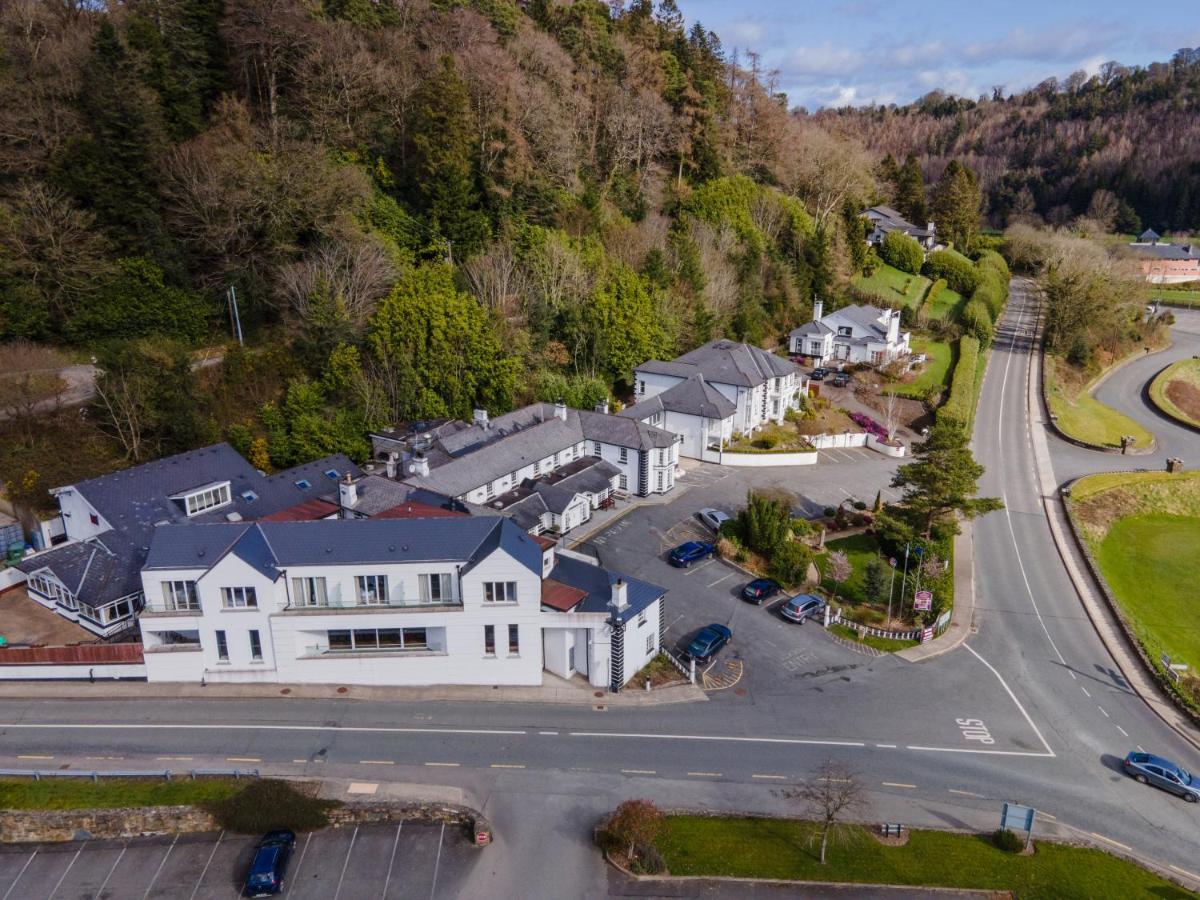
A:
[[637, 340, 797, 389], [546, 553, 665, 622], [577, 409, 676, 450], [1129, 242, 1199, 261], [620, 375, 737, 421], [1138, 229, 1161, 242], [790, 304, 894, 344], [864, 205, 934, 237], [790, 320, 833, 338], [144, 516, 541, 577], [15, 533, 141, 608]]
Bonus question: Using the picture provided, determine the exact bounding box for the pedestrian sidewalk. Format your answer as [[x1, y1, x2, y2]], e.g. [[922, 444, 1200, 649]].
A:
[[0, 671, 706, 707], [895, 519, 974, 663]]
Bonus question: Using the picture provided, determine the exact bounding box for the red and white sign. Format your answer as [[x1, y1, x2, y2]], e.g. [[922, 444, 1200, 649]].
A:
[[913, 590, 933, 611], [921, 626, 934, 643]]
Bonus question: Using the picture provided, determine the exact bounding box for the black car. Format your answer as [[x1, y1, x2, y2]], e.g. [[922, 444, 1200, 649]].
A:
[[1123, 751, 1199, 802], [809, 367, 828, 381], [685, 624, 732, 663], [741, 578, 781, 604], [244, 830, 296, 897], [830, 372, 851, 387]]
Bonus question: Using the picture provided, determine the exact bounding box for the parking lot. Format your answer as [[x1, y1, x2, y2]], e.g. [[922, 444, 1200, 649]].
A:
[[0, 821, 477, 899]]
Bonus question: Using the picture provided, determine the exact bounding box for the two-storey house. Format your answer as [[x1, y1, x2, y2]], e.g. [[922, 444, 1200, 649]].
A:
[[788, 300, 910, 367]]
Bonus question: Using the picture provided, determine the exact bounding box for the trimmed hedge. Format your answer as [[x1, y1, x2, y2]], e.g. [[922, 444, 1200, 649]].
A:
[[923, 249, 980, 295], [920, 278, 947, 320], [976, 249, 1010, 281], [880, 230, 924, 275], [937, 335, 980, 428]]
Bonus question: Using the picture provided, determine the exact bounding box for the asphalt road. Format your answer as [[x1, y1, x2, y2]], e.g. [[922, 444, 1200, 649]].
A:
[[2, 286, 1199, 896]]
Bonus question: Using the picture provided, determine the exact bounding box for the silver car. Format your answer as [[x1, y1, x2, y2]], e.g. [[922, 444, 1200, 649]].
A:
[[698, 508, 732, 533], [781, 594, 827, 624]]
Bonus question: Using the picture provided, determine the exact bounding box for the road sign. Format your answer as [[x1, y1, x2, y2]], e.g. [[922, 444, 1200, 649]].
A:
[[1001, 802, 1036, 835], [889, 557, 897, 567], [913, 546, 924, 557], [914, 590, 933, 611]]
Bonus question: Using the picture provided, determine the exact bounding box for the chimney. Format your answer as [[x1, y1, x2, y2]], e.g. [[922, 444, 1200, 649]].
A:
[[385, 452, 399, 479], [473, 408, 489, 429], [594, 398, 610, 415], [339, 473, 358, 512], [887, 308, 901, 343], [927, 221, 935, 234], [611, 578, 628, 611], [408, 454, 430, 478], [554, 399, 568, 422], [812, 298, 824, 322]]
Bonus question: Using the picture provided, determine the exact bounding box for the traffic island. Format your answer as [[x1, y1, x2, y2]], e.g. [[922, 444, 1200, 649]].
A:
[[1148, 358, 1200, 432]]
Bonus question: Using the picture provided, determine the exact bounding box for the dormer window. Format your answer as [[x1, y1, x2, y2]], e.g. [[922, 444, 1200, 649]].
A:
[[180, 482, 232, 517], [837, 326, 853, 337]]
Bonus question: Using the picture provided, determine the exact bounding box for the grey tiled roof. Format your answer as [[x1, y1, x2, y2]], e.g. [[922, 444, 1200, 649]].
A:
[[547, 554, 665, 622], [635, 360, 701, 379], [577, 409, 676, 450], [620, 375, 736, 421], [790, 321, 833, 338], [16, 534, 141, 606], [1129, 243, 1198, 260], [146, 516, 541, 577], [673, 339, 797, 386]]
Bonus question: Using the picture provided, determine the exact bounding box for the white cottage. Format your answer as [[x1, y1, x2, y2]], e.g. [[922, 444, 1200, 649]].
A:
[[788, 300, 910, 367]]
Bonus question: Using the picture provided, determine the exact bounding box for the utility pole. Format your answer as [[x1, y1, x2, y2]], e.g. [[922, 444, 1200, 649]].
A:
[[227, 285, 244, 347], [898, 542, 911, 618], [887, 556, 897, 626]]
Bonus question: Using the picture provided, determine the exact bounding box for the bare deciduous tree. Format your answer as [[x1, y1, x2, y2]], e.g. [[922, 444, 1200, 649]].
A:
[[463, 240, 527, 319], [277, 233, 398, 327], [881, 389, 901, 442], [780, 122, 876, 229], [779, 759, 866, 865], [92, 368, 149, 462], [0, 341, 67, 446]]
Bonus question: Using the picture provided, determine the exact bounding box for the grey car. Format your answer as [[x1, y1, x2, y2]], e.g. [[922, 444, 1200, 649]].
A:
[[698, 508, 732, 533], [780, 594, 826, 624], [1123, 751, 1200, 802]]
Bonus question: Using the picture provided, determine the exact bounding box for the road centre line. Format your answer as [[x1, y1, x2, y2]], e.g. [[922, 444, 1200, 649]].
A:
[[424, 762, 459, 767], [687, 771, 722, 777], [226, 756, 260, 762], [962, 644, 1056, 757], [876, 743, 897, 748], [1097, 706, 1110, 718], [1081, 686, 1091, 698], [17, 754, 52, 760], [570, 731, 866, 748], [359, 759, 393, 765], [0, 722, 527, 736], [882, 782, 916, 789], [621, 769, 656, 775], [490, 763, 526, 769], [752, 774, 787, 780]]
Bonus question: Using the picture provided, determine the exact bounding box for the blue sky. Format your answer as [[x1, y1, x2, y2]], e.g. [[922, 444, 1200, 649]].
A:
[[679, 1, 1200, 109]]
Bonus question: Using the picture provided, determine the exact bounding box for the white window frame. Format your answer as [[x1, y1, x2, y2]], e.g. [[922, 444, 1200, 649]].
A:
[[249, 629, 263, 661], [291, 576, 328, 607], [419, 573, 454, 604], [215, 629, 229, 661], [637, 610, 647, 627], [220, 586, 257, 609], [161, 580, 199, 611], [618, 447, 628, 464], [646, 633, 655, 654], [508, 624, 520, 656], [483, 581, 517, 604], [185, 484, 231, 517], [355, 574, 389, 606]]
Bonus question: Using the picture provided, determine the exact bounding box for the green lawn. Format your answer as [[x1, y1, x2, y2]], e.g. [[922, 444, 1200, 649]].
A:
[[1095, 514, 1200, 668], [828, 623, 917, 652], [655, 816, 1189, 899], [927, 285, 965, 321], [1149, 359, 1200, 428], [1149, 288, 1200, 308], [853, 264, 930, 310], [888, 337, 954, 399], [819, 533, 884, 606], [1044, 354, 1154, 450], [0, 778, 245, 810]]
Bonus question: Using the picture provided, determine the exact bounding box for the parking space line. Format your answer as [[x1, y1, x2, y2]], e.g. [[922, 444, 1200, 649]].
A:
[[948, 788, 984, 798], [1097, 706, 1110, 718], [1116, 725, 1129, 737], [332, 825, 358, 900], [2, 850, 36, 900], [142, 832, 178, 900], [286, 832, 312, 896], [882, 782, 917, 789], [382, 821, 403, 898], [101, 845, 128, 899], [47, 841, 84, 900], [188, 831, 222, 900], [683, 560, 716, 576], [429, 821, 446, 900], [707, 572, 733, 587]]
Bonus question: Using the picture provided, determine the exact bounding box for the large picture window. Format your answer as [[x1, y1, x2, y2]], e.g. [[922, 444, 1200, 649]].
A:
[[185, 483, 231, 516], [161, 580, 199, 611], [355, 575, 388, 605], [483, 581, 517, 604], [291, 577, 328, 607], [326, 628, 428, 652], [418, 573, 454, 603], [220, 587, 257, 609]]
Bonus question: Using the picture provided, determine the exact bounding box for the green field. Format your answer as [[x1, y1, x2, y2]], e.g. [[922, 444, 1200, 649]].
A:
[[853, 264, 930, 310], [1149, 358, 1200, 428], [1095, 514, 1200, 667], [927, 285, 965, 321], [0, 778, 244, 810], [888, 337, 954, 399], [1151, 289, 1200, 308], [819, 533, 883, 606], [655, 816, 1189, 899], [1044, 354, 1154, 450]]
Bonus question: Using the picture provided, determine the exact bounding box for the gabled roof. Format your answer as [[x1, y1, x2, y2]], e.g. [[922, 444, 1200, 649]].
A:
[[577, 409, 676, 449], [639, 340, 797, 389], [15, 534, 141, 606], [1138, 228, 1161, 242], [620, 374, 737, 421], [1129, 242, 1199, 261], [546, 554, 665, 623]]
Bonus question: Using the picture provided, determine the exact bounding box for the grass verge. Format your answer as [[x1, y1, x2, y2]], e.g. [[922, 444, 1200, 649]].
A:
[[0, 777, 244, 810], [1148, 358, 1200, 429], [887, 337, 954, 399], [1044, 353, 1154, 450], [655, 816, 1190, 899], [828, 623, 918, 652]]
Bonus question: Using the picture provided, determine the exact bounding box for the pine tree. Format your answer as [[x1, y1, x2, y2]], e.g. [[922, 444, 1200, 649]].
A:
[[930, 160, 981, 251], [895, 154, 929, 224]]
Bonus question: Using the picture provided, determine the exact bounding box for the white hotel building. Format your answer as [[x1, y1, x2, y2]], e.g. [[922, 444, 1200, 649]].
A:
[[137, 516, 665, 691]]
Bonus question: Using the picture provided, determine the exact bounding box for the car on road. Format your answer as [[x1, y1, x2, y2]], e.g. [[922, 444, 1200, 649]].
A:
[[244, 830, 296, 897], [830, 372, 851, 387], [698, 508, 732, 533], [809, 367, 829, 381], [1123, 751, 1199, 802], [685, 623, 732, 663], [780, 594, 827, 624], [669, 540, 715, 567], [741, 578, 781, 604]]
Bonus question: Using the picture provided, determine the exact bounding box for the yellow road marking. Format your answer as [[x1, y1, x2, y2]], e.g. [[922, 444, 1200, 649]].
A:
[[882, 782, 917, 789], [17, 755, 53, 760], [1090, 832, 1132, 852], [948, 788, 983, 798]]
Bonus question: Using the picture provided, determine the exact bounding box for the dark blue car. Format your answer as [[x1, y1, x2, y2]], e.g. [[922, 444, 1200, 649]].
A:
[[669, 540, 715, 567], [1123, 751, 1199, 802], [741, 578, 781, 604], [685, 623, 732, 663], [244, 830, 296, 897]]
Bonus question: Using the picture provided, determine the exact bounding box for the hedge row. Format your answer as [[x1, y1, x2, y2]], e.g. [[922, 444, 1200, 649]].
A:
[[923, 249, 979, 295], [919, 278, 947, 320], [937, 335, 980, 429]]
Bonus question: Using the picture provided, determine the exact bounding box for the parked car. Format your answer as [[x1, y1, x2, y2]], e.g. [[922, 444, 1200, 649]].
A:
[[1123, 752, 1199, 802], [244, 830, 296, 897], [780, 594, 827, 624], [741, 578, 781, 604], [669, 540, 716, 567], [809, 367, 829, 381], [830, 372, 851, 387], [698, 508, 732, 533], [685, 623, 732, 663]]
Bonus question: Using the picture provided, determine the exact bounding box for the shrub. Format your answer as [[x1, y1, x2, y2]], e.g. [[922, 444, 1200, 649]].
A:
[[879, 230, 924, 274], [923, 249, 980, 295], [205, 779, 339, 833], [734, 491, 792, 556], [975, 249, 1010, 281], [598, 800, 666, 867], [822, 506, 836, 518], [920, 278, 947, 320], [993, 828, 1026, 854], [790, 517, 814, 537], [936, 336, 980, 428], [770, 540, 813, 586], [852, 500, 868, 511], [961, 299, 993, 345]]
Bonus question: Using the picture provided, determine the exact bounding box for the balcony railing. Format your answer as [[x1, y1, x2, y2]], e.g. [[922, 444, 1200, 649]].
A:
[[288, 597, 462, 611], [141, 602, 202, 615]]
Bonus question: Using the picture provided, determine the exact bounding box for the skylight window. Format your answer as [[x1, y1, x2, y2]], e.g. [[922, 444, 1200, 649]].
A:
[[295, 479, 311, 490], [241, 490, 258, 503], [324, 469, 339, 480]]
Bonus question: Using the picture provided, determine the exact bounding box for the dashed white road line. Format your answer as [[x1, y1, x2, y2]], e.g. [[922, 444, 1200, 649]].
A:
[[16, 754, 52, 760], [876, 743, 898, 749], [1097, 706, 1110, 718], [1116, 725, 1130, 737], [949, 788, 984, 798], [621, 769, 657, 775], [424, 762, 459, 768], [882, 782, 917, 789], [752, 773, 788, 780], [359, 759, 394, 765], [687, 771, 722, 777], [490, 763, 526, 769]]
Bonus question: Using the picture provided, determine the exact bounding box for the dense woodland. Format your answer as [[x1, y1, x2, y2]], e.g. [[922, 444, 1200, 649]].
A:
[[817, 48, 1200, 234]]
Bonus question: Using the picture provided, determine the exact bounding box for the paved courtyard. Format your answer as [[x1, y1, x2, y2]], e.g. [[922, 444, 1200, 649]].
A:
[[0, 821, 478, 900], [0, 588, 93, 646]]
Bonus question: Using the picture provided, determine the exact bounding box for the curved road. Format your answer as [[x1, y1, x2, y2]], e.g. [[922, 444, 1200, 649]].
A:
[[0, 288, 1198, 896]]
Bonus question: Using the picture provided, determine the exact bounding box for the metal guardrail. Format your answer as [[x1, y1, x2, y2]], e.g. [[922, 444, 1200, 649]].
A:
[[0, 768, 259, 781]]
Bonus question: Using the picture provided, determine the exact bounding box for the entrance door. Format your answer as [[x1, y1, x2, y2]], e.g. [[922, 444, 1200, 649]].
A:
[[567, 644, 575, 674]]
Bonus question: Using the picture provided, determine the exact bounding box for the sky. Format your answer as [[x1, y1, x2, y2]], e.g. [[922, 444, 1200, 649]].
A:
[[678, 0, 1200, 110]]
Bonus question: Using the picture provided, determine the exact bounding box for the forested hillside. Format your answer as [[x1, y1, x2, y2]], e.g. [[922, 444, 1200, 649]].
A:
[[1, 0, 895, 487], [815, 49, 1200, 234]]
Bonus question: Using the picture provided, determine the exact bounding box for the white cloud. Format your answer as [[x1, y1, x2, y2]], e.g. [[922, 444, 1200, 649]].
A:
[[725, 18, 767, 46]]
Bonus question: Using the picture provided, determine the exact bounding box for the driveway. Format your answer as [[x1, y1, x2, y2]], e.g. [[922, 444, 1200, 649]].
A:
[[0, 821, 477, 899]]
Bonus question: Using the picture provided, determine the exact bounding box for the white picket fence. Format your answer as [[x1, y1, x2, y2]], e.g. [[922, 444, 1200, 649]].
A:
[[828, 607, 950, 643]]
